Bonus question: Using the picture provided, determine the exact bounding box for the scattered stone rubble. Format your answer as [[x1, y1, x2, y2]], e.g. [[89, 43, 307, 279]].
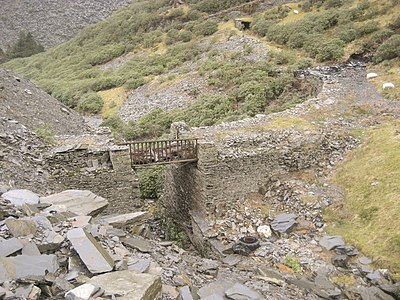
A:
[[1, 188, 399, 300]]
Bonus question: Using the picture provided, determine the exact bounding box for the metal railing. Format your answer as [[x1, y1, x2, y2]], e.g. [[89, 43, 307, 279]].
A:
[[123, 138, 198, 166]]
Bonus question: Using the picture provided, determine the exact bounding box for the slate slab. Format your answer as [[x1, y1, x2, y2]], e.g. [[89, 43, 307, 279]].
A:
[[270, 214, 297, 233], [5, 219, 37, 237], [102, 212, 147, 228], [65, 283, 99, 300], [319, 236, 345, 251], [1, 189, 40, 207], [41, 190, 108, 216], [128, 259, 151, 273], [67, 228, 114, 274], [225, 283, 261, 300], [22, 242, 41, 256], [0, 238, 24, 257], [123, 237, 152, 253], [89, 270, 162, 300], [179, 286, 194, 300], [0, 255, 59, 282]]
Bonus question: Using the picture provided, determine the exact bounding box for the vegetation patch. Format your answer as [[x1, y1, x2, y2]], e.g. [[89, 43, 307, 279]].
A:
[[325, 120, 400, 279], [35, 125, 56, 145], [98, 87, 128, 119], [138, 166, 165, 199]]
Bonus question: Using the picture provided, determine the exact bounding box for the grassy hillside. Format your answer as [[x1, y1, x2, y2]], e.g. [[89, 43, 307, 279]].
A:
[[325, 120, 400, 279], [2, 0, 399, 140]]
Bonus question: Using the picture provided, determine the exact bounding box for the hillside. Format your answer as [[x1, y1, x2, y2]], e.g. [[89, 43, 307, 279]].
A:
[[0, 0, 132, 50], [3, 0, 399, 140]]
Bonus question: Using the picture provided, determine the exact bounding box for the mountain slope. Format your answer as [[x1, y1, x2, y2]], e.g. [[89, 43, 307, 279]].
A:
[[0, 68, 89, 135], [0, 0, 132, 50]]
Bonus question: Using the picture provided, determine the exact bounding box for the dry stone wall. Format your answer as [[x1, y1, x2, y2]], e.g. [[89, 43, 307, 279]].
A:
[[46, 148, 140, 215]]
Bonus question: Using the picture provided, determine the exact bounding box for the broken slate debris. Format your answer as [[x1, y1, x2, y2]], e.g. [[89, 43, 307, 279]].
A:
[[67, 228, 114, 274]]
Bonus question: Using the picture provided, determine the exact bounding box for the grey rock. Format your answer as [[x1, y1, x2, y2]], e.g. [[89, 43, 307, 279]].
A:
[[67, 228, 114, 274], [180, 286, 194, 300], [366, 270, 383, 282], [270, 214, 297, 233], [225, 283, 261, 300], [1, 189, 39, 207], [198, 279, 235, 298], [335, 245, 359, 256], [102, 212, 147, 228], [54, 277, 75, 292], [358, 257, 372, 265], [41, 190, 108, 216], [123, 237, 152, 253], [319, 236, 345, 251], [222, 255, 241, 267], [5, 218, 37, 237], [347, 286, 395, 300], [128, 259, 151, 273], [0, 254, 58, 281], [331, 255, 349, 268], [0, 237, 24, 257], [89, 270, 162, 300], [65, 283, 99, 300], [202, 294, 225, 300], [22, 242, 41, 256]]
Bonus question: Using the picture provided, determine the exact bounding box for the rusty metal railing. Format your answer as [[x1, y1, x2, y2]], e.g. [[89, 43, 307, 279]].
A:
[[123, 138, 198, 167]]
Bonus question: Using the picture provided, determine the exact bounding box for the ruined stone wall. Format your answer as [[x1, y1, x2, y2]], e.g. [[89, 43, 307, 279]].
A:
[[162, 128, 353, 256], [47, 148, 140, 215]]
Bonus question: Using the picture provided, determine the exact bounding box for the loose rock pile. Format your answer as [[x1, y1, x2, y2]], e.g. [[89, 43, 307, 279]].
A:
[[1, 188, 399, 300]]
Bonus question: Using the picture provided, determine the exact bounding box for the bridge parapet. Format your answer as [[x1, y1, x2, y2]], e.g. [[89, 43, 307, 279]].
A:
[[122, 138, 198, 167]]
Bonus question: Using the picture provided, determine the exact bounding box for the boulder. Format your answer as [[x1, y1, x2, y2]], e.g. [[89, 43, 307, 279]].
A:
[[256, 225, 272, 239], [270, 214, 297, 233], [41, 190, 108, 216], [319, 236, 345, 251], [1, 189, 39, 207], [67, 228, 114, 274], [89, 270, 162, 300]]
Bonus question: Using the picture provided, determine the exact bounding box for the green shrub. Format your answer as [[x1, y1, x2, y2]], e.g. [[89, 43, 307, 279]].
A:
[[251, 19, 275, 37], [374, 35, 400, 62], [192, 20, 218, 36], [315, 38, 345, 62], [361, 29, 394, 53], [358, 21, 380, 36], [323, 0, 343, 8], [91, 76, 124, 92], [138, 166, 165, 199], [388, 15, 400, 32], [335, 24, 360, 43], [124, 77, 146, 90], [77, 93, 104, 114]]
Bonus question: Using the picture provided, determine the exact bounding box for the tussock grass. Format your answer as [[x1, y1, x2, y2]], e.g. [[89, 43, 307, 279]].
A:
[[325, 120, 400, 279]]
